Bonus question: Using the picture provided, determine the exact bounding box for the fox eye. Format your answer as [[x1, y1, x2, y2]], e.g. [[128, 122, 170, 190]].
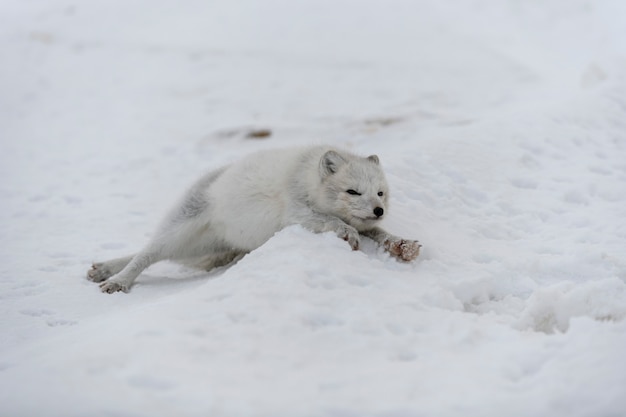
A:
[[378, 191, 384, 196], [346, 189, 362, 196]]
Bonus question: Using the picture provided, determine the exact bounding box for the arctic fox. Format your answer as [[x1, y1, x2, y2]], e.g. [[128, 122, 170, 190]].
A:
[[88, 146, 421, 293]]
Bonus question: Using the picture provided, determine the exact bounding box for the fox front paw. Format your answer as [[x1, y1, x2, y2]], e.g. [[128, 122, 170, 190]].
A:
[[384, 239, 421, 262], [337, 224, 361, 251]]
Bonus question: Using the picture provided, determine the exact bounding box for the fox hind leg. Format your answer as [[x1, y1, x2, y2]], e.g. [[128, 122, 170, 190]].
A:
[[87, 255, 135, 283], [98, 249, 164, 293], [188, 250, 246, 271]]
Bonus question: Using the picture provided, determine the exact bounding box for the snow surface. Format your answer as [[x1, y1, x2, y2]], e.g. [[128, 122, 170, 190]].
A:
[[1, 0, 626, 416]]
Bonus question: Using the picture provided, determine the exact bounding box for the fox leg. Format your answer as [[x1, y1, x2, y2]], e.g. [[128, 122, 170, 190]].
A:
[[297, 212, 361, 250], [98, 248, 164, 293], [361, 227, 421, 261], [87, 255, 135, 283]]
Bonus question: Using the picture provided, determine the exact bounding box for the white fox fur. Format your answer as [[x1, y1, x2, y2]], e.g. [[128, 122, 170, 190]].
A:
[[88, 146, 421, 293]]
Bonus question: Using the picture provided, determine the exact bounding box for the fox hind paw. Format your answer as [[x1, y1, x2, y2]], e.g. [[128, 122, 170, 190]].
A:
[[87, 263, 113, 282], [99, 279, 130, 294]]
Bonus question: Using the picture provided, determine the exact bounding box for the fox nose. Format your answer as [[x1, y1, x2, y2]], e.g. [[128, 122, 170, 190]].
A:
[[373, 207, 384, 218]]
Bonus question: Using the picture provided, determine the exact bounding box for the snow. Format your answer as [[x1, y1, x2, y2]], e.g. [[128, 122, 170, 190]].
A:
[[1, 0, 626, 416]]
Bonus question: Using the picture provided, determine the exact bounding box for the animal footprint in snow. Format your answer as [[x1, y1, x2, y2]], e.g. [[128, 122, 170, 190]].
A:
[[20, 308, 53, 317], [46, 318, 78, 327]]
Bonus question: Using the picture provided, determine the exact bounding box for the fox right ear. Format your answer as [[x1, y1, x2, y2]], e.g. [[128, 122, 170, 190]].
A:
[[367, 154, 379, 164], [320, 150, 346, 177]]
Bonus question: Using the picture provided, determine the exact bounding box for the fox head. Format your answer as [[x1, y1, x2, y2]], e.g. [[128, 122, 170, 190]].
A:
[[317, 149, 389, 231]]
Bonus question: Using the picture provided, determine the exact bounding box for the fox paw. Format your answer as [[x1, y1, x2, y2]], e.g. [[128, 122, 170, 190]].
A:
[[384, 239, 421, 262], [337, 225, 361, 251], [99, 279, 130, 294], [87, 263, 112, 283]]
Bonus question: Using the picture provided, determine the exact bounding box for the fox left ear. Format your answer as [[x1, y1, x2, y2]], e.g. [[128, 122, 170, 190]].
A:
[[367, 155, 380, 164]]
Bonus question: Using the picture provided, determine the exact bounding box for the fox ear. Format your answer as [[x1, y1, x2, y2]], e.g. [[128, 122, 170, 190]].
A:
[[320, 150, 346, 176], [367, 154, 380, 164]]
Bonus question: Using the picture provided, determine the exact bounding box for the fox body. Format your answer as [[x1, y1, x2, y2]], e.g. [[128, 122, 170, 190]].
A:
[[89, 146, 421, 293]]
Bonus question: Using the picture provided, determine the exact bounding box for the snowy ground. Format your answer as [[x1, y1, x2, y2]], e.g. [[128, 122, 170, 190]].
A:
[[1, 0, 626, 416]]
